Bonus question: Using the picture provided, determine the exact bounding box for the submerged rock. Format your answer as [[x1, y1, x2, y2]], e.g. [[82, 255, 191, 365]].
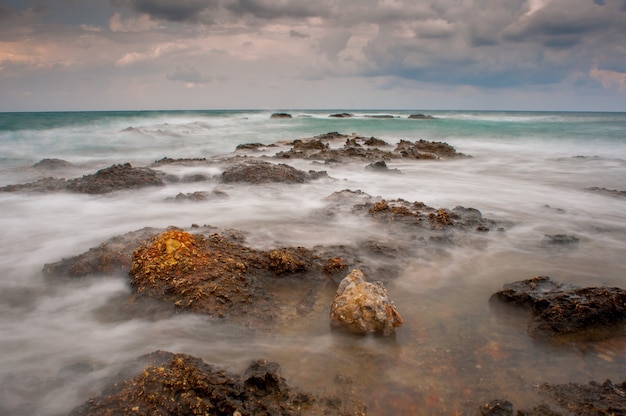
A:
[[330, 269, 403, 336], [32, 158, 73, 169], [69, 351, 367, 416], [490, 276, 626, 342], [221, 160, 328, 184], [480, 379, 626, 416]]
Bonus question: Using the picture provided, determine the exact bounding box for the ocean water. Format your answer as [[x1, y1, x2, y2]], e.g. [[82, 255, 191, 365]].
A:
[[1, 110, 626, 415]]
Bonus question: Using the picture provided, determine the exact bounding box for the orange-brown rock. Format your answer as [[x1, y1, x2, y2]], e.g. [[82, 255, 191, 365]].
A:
[[330, 269, 403, 336], [129, 229, 275, 323]]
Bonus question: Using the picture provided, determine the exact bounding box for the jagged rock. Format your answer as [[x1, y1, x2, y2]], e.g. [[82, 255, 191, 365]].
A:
[[65, 163, 166, 194], [364, 198, 497, 232], [329, 113, 353, 118], [69, 351, 367, 416], [235, 143, 268, 151], [221, 160, 328, 184], [330, 269, 403, 336], [274, 133, 464, 162], [490, 276, 626, 342], [268, 248, 311, 274]]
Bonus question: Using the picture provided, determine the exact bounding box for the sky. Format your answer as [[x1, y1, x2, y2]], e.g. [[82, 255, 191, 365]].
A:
[[0, 0, 625, 112]]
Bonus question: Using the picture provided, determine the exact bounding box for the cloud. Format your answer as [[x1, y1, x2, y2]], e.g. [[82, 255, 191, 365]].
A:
[[166, 65, 212, 87], [111, 0, 217, 22], [289, 29, 308, 38], [109, 12, 161, 32], [318, 29, 352, 64], [590, 65, 626, 91], [224, 0, 330, 19]]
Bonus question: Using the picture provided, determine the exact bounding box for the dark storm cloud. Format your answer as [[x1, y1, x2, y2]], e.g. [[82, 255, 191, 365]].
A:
[[111, 0, 217, 22]]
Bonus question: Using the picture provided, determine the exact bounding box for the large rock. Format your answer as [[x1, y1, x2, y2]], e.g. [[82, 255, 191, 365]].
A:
[[330, 269, 403, 336], [490, 276, 626, 342], [69, 351, 367, 416], [0, 163, 166, 194], [221, 160, 328, 184]]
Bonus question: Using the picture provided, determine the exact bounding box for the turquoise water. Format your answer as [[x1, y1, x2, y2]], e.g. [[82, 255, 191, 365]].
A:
[[1, 110, 626, 415]]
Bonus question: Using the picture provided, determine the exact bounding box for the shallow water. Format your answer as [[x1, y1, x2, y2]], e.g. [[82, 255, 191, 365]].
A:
[[1, 110, 626, 415]]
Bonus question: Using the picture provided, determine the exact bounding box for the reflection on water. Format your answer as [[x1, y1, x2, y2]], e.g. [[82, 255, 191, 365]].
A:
[[1, 117, 626, 414]]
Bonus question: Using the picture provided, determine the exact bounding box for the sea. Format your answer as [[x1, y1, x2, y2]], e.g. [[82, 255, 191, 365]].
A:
[[1, 110, 625, 415]]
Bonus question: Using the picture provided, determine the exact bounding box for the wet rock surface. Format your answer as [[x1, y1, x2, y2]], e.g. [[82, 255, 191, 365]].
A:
[[480, 379, 626, 416], [43, 227, 161, 277], [1, 163, 166, 194], [221, 159, 329, 184], [490, 276, 626, 342], [32, 158, 74, 169], [69, 350, 366, 416], [330, 269, 403, 336]]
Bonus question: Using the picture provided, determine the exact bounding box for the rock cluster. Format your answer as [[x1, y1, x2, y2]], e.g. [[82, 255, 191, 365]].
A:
[[69, 351, 366, 416], [330, 269, 403, 336], [221, 160, 328, 184]]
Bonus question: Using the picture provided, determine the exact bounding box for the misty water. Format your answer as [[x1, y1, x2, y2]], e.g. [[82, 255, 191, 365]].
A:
[[1, 110, 626, 415]]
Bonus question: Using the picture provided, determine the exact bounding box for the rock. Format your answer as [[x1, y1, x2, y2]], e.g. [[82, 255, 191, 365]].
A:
[[365, 160, 400, 173], [586, 186, 626, 198], [394, 139, 462, 159], [149, 157, 207, 167], [270, 112, 293, 119], [477, 399, 514, 416], [274, 134, 465, 162], [329, 113, 353, 118], [129, 229, 277, 323], [364, 115, 395, 119], [0, 177, 67, 193], [330, 269, 403, 336], [221, 160, 328, 184], [408, 113, 435, 119], [172, 189, 228, 202], [542, 234, 579, 245], [32, 158, 73, 169], [2, 163, 167, 194], [69, 351, 367, 416], [485, 379, 626, 416], [42, 227, 161, 277], [268, 248, 311, 274], [490, 276, 626, 342], [65, 163, 166, 194], [235, 143, 268, 151], [363, 198, 498, 232]]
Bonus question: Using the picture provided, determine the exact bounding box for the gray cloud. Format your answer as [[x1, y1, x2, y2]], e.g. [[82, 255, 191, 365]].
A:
[[166, 65, 212, 84], [289, 29, 308, 38], [111, 0, 217, 22], [224, 0, 330, 19]]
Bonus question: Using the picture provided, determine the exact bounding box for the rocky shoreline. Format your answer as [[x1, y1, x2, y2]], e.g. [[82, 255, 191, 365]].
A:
[[3, 132, 625, 414]]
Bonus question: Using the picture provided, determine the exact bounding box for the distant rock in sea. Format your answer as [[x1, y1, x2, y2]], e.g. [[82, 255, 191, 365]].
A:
[[270, 112, 292, 119], [408, 113, 435, 120]]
